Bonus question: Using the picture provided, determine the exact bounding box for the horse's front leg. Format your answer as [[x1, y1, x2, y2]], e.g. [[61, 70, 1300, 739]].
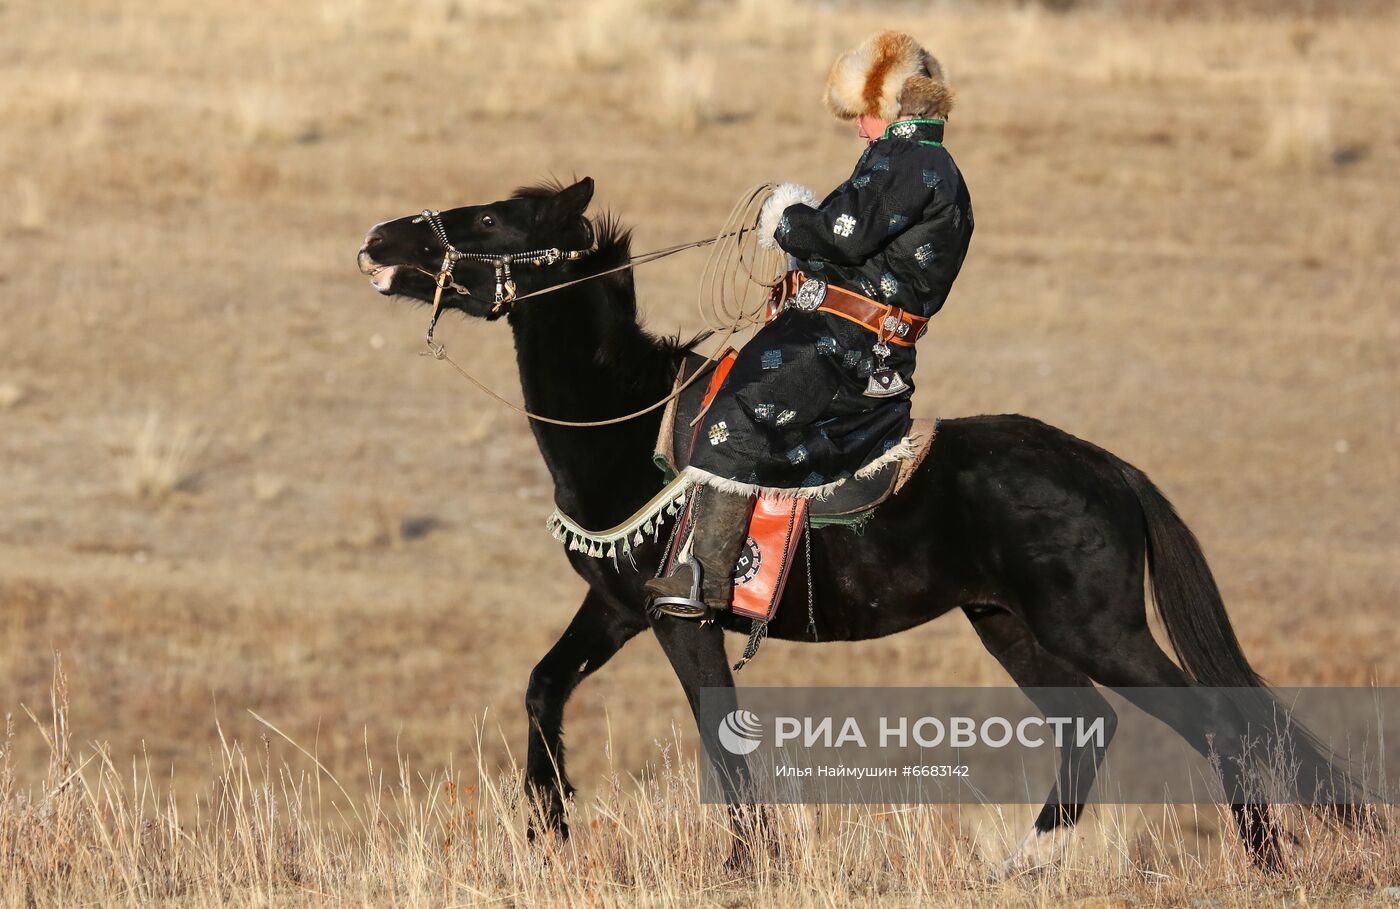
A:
[[649, 615, 768, 869], [525, 587, 646, 839]]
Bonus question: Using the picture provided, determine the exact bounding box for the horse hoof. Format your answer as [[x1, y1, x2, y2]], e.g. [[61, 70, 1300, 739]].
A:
[[527, 816, 569, 844], [1251, 840, 1286, 875], [722, 843, 753, 875], [989, 856, 1060, 884], [992, 827, 1069, 882]]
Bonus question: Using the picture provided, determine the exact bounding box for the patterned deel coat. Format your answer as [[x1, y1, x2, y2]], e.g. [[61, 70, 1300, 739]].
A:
[[688, 118, 973, 496]]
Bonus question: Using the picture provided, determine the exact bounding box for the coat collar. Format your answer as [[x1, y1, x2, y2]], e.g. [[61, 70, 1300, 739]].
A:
[[882, 118, 944, 146]]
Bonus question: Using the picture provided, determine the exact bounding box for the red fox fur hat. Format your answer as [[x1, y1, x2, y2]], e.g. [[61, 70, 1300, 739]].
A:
[[825, 31, 954, 122]]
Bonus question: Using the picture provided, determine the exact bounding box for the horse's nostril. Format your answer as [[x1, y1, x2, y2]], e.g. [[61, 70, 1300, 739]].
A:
[[364, 232, 386, 251]]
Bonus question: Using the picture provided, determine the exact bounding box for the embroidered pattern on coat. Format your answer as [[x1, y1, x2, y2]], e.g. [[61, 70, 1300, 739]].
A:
[[915, 243, 934, 269], [922, 169, 941, 188], [888, 213, 909, 233], [786, 444, 809, 465], [833, 214, 856, 237], [760, 349, 783, 370], [708, 422, 729, 445]]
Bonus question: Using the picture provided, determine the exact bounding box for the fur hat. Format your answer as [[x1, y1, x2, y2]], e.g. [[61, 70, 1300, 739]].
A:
[[825, 31, 955, 122]]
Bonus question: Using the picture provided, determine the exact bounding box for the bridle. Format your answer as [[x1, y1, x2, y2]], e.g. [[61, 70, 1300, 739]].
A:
[[412, 208, 597, 343]]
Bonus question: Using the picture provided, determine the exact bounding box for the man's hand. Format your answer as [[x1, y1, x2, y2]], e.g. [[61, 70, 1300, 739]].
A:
[[757, 183, 818, 251]]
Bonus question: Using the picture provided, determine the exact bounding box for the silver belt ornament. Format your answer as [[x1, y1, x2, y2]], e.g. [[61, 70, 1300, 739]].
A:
[[786, 278, 909, 399], [864, 343, 910, 398], [791, 277, 827, 312]]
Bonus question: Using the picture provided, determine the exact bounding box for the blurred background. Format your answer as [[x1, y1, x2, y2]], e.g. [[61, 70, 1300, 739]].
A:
[[1, 0, 1396, 811]]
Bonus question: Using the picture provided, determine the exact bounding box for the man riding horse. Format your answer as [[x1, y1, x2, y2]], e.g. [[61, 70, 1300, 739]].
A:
[[356, 27, 1362, 870], [645, 31, 974, 620]]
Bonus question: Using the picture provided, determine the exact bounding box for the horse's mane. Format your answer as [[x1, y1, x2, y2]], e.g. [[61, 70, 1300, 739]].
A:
[[512, 179, 633, 261], [512, 179, 707, 356]]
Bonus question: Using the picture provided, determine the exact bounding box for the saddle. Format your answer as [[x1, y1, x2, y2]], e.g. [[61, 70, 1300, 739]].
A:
[[652, 348, 936, 527]]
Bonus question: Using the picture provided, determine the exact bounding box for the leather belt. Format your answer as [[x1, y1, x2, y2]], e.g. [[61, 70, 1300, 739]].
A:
[[781, 272, 928, 348]]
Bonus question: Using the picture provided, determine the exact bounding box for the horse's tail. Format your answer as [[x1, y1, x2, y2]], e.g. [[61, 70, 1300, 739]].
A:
[[1117, 461, 1368, 821], [1117, 462, 1258, 689]]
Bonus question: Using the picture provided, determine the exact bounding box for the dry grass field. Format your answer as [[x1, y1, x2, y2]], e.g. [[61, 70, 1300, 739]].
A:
[[2, 0, 1398, 905]]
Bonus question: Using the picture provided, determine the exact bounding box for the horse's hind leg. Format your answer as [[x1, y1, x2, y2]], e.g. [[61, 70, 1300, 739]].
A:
[[1042, 625, 1285, 871], [965, 606, 1118, 878], [525, 588, 646, 839]]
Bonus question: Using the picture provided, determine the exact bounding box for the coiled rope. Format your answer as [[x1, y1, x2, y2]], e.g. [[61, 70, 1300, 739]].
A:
[[423, 184, 783, 428]]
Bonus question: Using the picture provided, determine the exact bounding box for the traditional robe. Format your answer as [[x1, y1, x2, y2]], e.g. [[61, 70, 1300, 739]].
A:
[[687, 119, 973, 496]]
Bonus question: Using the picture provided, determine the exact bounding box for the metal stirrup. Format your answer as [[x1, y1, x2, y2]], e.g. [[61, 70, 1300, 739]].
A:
[[649, 559, 709, 620]]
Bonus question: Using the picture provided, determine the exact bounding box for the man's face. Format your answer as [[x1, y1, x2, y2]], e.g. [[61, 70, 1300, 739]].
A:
[[856, 114, 890, 144]]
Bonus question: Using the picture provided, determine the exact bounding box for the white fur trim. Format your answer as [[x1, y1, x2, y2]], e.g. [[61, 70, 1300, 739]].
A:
[[757, 182, 818, 251], [852, 435, 918, 479], [684, 465, 845, 500], [685, 433, 919, 501]]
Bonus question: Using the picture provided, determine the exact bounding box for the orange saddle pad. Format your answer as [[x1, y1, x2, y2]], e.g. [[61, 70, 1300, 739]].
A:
[[731, 494, 808, 622]]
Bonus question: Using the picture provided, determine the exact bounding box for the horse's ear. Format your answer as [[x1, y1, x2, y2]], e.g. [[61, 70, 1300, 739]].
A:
[[540, 177, 594, 224]]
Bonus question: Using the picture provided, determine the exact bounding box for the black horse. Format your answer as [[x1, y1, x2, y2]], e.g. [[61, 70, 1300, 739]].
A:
[[358, 177, 1352, 873]]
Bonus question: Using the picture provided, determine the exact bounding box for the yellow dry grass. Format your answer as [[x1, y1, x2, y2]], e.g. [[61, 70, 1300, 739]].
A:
[[119, 410, 209, 501], [6, 665, 1400, 908], [1, 0, 1398, 905]]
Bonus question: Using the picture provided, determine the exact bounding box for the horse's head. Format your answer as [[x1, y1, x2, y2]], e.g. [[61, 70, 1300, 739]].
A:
[[357, 177, 596, 322]]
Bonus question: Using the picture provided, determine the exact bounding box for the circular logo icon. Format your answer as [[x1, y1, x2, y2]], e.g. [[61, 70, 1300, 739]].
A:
[[732, 537, 761, 585], [717, 709, 763, 755]]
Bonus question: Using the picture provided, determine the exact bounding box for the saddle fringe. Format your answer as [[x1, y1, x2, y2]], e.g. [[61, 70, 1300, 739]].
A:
[[545, 474, 693, 564]]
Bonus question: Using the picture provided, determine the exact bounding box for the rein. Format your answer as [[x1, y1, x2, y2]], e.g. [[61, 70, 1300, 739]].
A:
[[416, 184, 780, 430]]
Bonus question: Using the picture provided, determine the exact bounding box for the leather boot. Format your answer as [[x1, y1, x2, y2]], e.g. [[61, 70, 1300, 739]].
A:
[[644, 485, 753, 619]]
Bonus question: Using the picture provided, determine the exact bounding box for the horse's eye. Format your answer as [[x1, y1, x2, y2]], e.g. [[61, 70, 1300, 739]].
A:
[[480, 214, 496, 229]]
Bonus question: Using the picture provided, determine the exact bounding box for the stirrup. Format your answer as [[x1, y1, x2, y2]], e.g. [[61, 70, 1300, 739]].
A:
[[649, 559, 709, 621]]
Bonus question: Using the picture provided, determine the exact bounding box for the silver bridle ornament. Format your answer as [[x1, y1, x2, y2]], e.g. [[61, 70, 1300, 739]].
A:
[[412, 208, 596, 342]]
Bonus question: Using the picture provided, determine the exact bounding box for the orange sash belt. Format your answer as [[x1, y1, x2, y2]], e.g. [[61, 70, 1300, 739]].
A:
[[782, 272, 929, 348]]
